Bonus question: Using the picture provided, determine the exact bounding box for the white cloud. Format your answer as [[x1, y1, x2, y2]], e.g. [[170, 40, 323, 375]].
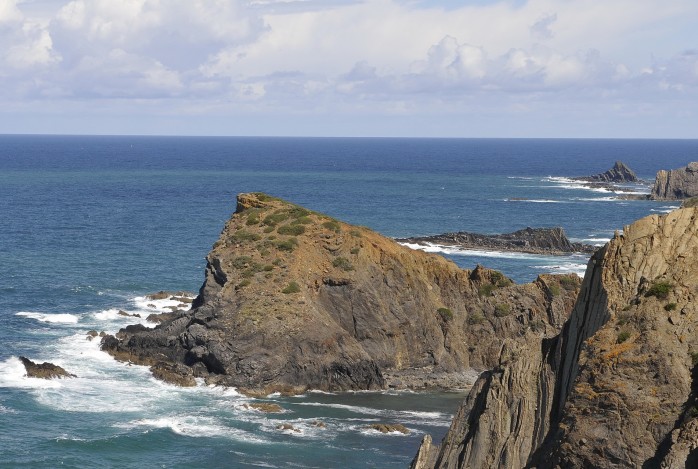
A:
[[1, 0, 698, 136]]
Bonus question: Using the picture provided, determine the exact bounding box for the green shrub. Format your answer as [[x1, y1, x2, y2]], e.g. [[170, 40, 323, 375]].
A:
[[530, 319, 545, 332], [645, 281, 672, 300], [494, 303, 511, 317], [617, 331, 631, 344], [231, 230, 261, 243], [292, 216, 313, 225], [274, 238, 298, 252], [263, 212, 289, 226], [282, 282, 301, 294], [350, 247, 360, 255], [322, 220, 341, 232], [236, 279, 251, 289], [332, 257, 354, 271], [262, 265, 274, 272], [246, 214, 260, 225], [272, 258, 283, 266], [437, 307, 453, 321], [468, 310, 485, 325], [665, 303, 677, 311], [478, 284, 496, 297], [349, 230, 362, 238], [560, 276, 579, 291], [232, 256, 252, 269], [549, 284, 561, 297], [287, 207, 311, 218], [277, 224, 306, 236]]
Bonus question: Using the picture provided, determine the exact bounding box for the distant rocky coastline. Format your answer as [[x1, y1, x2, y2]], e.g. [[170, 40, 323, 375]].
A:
[[398, 227, 597, 255]]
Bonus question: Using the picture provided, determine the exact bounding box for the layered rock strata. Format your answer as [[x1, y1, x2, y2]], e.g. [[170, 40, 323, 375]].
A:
[[102, 193, 580, 395], [411, 207, 698, 469], [576, 161, 639, 183], [651, 161, 698, 200], [399, 227, 596, 255], [20, 356, 76, 379]]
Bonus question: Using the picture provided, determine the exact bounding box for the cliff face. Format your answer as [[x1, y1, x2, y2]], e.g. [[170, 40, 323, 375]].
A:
[[102, 193, 579, 395], [651, 162, 698, 199], [413, 207, 698, 469]]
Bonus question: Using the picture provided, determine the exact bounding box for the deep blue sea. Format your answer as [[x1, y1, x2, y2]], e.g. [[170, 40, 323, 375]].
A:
[[1, 136, 696, 468]]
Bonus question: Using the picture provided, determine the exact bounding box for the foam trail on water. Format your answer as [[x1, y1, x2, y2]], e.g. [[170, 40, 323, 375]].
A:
[[16, 312, 80, 324]]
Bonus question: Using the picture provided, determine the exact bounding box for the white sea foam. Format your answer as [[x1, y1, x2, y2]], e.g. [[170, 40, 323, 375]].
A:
[[504, 199, 563, 203], [117, 416, 268, 443], [651, 205, 680, 214], [16, 312, 80, 324], [535, 262, 587, 278], [0, 357, 62, 389], [401, 242, 590, 263]]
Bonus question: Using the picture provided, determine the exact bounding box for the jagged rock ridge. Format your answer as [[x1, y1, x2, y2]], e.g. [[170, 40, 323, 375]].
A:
[[102, 193, 580, 395], [651, 161, 698, 200], [398, 227, 596, 255], [576, 160, 639, 183], [412, 207, 698, 469]]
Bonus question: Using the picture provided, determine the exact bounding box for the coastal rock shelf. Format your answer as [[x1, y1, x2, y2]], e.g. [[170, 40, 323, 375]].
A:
[[101, 193, 581, 395], [411, 206, 698, 469], [398, 226, 596, 255]]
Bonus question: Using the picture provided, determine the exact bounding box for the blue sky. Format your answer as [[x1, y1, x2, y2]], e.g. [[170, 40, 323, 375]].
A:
[[1, 0, 697, 137]]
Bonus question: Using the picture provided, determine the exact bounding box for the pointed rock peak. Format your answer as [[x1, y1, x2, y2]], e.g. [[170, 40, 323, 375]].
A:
[[590, 160, 638, 182]]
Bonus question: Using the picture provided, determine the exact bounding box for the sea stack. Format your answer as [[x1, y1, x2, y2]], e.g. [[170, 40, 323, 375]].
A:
[[101, 193, 580, 395], [651, 161, 698, 200], [411, 206, 698, 469], [585, 160, 638, 183]]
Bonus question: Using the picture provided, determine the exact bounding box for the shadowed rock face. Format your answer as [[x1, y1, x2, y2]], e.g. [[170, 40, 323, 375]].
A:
[[411, 207, 698, 469], [101, 193, 580, 395], [651, 162, 698, 200]]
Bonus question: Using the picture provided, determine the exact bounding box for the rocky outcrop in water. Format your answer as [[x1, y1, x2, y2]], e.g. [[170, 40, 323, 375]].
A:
[[399, 227, 596, 255], [651, 161, 698, 200], [19, 356, 76, 379], [411, 207, 698, 469], [576, 161, 639, 183], [101, 193, 580, 395]]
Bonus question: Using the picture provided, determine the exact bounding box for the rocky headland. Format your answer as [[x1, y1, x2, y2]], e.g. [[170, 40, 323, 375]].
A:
[[651, 161, 698, 200], [398, 227, 596, 255], [411, 206, 698, 468], [101, 192, 581, 395]]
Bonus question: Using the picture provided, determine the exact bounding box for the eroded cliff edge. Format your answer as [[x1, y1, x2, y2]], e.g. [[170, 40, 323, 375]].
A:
[[101, 193, 579, 395], [412, 207, 698, 468]]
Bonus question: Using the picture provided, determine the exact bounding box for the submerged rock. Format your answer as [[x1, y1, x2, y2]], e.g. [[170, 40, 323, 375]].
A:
[[651, 161, 698, 200], [102, 193, 580, 395], [19, 356, 76, 379], [368, 423, 410, 434], [412, 206, 698, 469]]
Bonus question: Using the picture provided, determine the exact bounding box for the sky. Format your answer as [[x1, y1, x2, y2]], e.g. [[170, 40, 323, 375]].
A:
[[1, 0, 697, 138]]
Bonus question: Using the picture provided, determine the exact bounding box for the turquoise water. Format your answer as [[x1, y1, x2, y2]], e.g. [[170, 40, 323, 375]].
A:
[[1, 136, 696, 468]]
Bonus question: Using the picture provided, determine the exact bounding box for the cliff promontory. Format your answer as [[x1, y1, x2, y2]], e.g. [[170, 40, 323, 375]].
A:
[[651, 161, 698, 199], [102, 193, 580, 395], [411, 207, 698, 468]]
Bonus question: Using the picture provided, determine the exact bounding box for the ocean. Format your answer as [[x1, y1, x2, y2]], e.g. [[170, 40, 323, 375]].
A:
[[1, 136, 696, 468]]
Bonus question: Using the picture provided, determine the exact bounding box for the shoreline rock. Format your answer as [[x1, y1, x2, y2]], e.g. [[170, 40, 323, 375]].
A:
[[19, 356, 76, 379], [398, 226, 597, 255], [574, 160, 639, 183]]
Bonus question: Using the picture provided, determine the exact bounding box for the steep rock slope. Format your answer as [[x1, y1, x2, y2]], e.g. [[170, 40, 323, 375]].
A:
[[102, 193, 579, 395], [578, 161, 639, 183], [651, 162, 698, 199], [412, 207, 698, 469]]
